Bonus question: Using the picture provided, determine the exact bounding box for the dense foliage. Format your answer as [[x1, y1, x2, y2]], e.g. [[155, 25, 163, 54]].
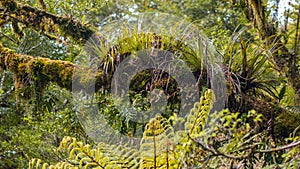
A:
[[0, 0, 299, 168], [30, 90, 300, 168]]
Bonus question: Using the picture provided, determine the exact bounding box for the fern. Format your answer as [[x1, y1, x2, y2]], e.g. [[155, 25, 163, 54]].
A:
[[30, 136, 141, 169], [29, 89, 298, 168], [140, 115, 178, 168], [29, 89, 215, 169], [185, 89, 215, 138]]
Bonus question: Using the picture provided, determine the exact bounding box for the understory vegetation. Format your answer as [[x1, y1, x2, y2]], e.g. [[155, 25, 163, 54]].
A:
[[29, 90, 300, 168]]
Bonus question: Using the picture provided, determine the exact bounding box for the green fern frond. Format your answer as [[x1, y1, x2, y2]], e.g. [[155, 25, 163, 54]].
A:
[[30, 136, 141, 169], [140, 114, 178, 168], [30, 90, 218, 169], [185, 89, 215, 138]]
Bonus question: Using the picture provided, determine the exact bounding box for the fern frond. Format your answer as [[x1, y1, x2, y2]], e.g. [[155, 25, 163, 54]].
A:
[[30, 136, 141, 169], [29, 158, 63, 169], [185, 89, 215, 138], [30, 90, 217, 169], [140, 114, 178, 168]]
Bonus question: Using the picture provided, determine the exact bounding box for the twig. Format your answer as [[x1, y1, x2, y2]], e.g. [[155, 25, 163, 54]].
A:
[[188, 134, 300, 161], [0, 31, 18, 44], [254, 140, 300, 153], [187, 134, 254, 160]]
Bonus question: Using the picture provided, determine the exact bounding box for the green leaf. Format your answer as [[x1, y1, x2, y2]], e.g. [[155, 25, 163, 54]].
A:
[[278, 85, 286, 101]]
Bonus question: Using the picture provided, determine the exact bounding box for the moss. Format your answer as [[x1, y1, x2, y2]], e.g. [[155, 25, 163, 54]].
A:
[[2, 1, 94, 44], [275, 111, 300, 138], [0, 45, 106, 98], [0, 0, 17, 11]]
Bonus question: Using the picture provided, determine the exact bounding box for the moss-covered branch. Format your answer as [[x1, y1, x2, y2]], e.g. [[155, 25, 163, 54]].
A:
[[245, 0, 300, 97], [0, 0, 95, 44], [0, 44, 109, 92]]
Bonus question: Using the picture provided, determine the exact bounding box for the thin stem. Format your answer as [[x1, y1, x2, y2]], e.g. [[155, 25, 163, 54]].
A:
[[254, 140, 300, 153]]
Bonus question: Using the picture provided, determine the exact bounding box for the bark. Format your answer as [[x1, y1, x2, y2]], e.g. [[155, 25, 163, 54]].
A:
[[0, 0, 95, 44], [246, 0, 300, 95]]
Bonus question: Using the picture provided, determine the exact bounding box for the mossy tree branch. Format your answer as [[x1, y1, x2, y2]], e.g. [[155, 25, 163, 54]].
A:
[[244, 0, 300, 96], [0, 44, 109, 93], [0, 0, 95, 44]]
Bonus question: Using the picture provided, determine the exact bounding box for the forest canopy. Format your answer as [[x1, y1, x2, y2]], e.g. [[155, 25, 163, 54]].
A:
[[0, 0, 300, 168]]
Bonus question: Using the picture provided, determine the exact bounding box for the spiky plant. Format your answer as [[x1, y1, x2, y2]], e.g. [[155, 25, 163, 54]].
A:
[[219, 28, 300, 138]]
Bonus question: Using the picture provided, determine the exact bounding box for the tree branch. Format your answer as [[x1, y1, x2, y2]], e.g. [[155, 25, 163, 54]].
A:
[[245, 0, 300, 100], [189, 133, 300, 161], [254, 139, 300, 153], [0, 0, 95, 44], [0, 44, 109, 93]]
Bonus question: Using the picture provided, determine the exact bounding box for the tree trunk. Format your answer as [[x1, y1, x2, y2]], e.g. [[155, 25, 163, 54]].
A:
[[245, 0, 300, 96]]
